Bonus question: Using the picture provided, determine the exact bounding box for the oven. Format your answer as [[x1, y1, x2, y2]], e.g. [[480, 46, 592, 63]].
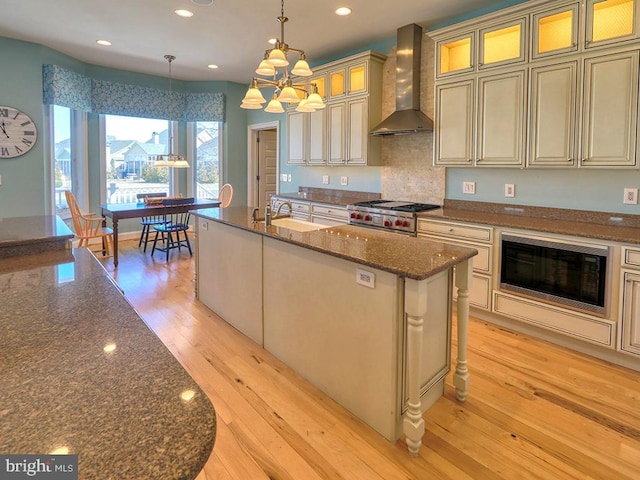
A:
[[347, 200, 441, 236], [500, 233, 610, 316]]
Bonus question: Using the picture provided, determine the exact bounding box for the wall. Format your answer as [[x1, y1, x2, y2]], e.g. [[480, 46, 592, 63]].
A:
[[0, 36, 249, 221]]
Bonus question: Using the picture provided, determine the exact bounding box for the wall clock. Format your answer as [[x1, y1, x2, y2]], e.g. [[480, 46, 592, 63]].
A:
[[0, 105, 38, 159]]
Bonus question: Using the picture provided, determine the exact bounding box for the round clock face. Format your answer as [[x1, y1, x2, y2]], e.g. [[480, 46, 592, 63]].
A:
[[0, 106, 38, 159]]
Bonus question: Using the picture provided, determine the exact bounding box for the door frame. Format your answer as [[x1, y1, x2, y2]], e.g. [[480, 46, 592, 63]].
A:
[[247, 120, 280, 208]]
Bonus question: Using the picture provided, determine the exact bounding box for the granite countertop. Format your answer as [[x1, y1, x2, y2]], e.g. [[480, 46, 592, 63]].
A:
[[0, 248, 216, 479], [195, 207, 477, 281], [0, 215, 74, 258], [272, 187, 381, 207], [420, 200, 640, 245]]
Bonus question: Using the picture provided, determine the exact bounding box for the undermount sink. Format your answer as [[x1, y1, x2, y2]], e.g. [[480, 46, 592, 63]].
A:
[[270, 217, 323, 232]]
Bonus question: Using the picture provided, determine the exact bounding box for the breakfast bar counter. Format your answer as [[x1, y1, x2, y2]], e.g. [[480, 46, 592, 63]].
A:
[[0, 247, 216, 479]]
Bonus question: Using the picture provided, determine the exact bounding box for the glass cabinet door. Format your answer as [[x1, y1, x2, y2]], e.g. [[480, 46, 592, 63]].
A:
[[348, 63, 367, 95], [437, 33, 474, 77], [586, 0, 637, 47], [329, 69, 346, 98], [532, 3, 579, 58], [479, 19, 526, 68], [309, 75, 326, 99]]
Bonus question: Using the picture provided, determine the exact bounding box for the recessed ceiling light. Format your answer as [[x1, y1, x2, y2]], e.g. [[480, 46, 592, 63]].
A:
[[191, 0, 214, 5], [335, 7, 352, 16], [175, 9, 194, 17], [207, 64, 219, 69], [268, 38, 277, 45], [96, 40, 112, 46]]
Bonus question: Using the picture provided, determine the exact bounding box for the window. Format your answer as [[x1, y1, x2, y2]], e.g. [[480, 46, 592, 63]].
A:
[[104, 114, 171, 204], [193, 121, 221, 199], [52, 105, 73, 215]]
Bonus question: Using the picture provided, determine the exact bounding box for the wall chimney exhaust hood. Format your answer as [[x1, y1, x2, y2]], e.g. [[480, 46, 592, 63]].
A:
[[370, 23, 433, 136]]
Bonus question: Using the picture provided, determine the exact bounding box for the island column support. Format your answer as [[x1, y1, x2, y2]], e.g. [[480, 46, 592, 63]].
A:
[[453, 259, 472, 401], [403, 277, 428, 456]]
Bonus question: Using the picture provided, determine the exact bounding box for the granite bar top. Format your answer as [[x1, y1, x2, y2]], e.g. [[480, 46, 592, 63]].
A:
[[420, 200, 640, 245], [0, 215, 74, 258], [0, 248, 216, 479], [195, 207, 477, 281], [273, 187, 381, 207]]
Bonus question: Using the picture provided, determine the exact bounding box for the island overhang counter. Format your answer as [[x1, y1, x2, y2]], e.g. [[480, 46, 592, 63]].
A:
[[0, 247, 216, 479], [194, 206, 477, 456]]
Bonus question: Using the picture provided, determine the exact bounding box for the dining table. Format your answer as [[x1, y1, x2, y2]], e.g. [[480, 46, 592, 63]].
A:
[[101, 198, 221, 266]]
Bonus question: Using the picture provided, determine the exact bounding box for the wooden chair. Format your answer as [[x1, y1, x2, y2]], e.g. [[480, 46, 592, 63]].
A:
[[151, 197, 195, 261], [218, 183, 234, 208], [136, 192, 168, 252], [65, 190, 114, 259]]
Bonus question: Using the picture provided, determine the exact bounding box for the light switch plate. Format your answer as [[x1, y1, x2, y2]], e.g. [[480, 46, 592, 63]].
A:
[[356, 268, 375, 288], [341, 176, 348, 186], [280, 173, 287, 182], [322, 175, 330, 185], [287, 174, 292, 182]]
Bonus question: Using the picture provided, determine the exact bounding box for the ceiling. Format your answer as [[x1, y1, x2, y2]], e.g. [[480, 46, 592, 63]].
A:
[[0, 0, 506, 83]]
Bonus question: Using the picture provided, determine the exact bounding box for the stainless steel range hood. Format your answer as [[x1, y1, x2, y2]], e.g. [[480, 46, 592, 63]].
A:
[[370, 23, 433, 136]]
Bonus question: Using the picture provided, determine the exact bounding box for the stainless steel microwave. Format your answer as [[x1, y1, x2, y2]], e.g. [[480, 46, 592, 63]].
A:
[[500, 234, 610, 316]]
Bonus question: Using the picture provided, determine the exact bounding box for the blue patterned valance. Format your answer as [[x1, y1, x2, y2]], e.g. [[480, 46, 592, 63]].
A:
[[43, 65, 225, 122], [43, 64, 92, 112]]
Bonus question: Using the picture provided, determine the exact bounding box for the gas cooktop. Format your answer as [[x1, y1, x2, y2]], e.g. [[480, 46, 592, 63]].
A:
[[350, 200, 441, 213]]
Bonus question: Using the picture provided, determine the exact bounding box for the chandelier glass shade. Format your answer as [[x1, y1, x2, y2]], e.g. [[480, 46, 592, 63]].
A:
[[240, 0, 325, 113], [150, 55, 190, 168]]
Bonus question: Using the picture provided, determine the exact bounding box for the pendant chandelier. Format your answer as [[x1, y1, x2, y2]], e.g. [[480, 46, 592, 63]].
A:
[[240, 0, 325, 113], [151, 55, 190, 168]]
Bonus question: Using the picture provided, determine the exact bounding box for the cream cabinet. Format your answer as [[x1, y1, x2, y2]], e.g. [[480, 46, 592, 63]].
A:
[[430, 0, 640, 169], [580, 50, 639, 167], [528, 60, 578, 167], [287, 51, 385, 166], [620, 246, 640, 357], [310, 203, 349, 226], [417, 218, 494, 310], [476, 69, 526, 166]]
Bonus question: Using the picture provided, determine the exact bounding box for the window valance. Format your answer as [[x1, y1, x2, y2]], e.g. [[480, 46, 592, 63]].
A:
[[43, 64, 225, 122]]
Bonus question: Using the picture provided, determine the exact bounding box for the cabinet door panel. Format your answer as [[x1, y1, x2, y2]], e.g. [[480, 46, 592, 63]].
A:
[[287, 111, 306, 164], [621, 271, 640, 356], [435, 80, 474, 166], [529, 62, 577, 166], [347, 99, 367, 164], [328, 102, 346, 164], [476, 70, 526, 166], [308, 109, 326, 165], [586, 0, 638, 48], [532, 3, 579, 59], [581, 51, 639, 167]]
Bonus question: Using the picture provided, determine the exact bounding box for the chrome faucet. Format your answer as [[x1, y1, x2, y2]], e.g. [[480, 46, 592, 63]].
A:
[[252, 201, 291, 226]]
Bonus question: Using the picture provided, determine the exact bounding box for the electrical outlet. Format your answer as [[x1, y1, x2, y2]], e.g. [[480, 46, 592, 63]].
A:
[[340, 176, 348, 186], [356, 268, 375, 288], [0, 175, 2, 185], [505, 183, 515, 198], [280, 173, 287, 182], [463, 181, 476, 194], [623, 188, 638, 205], [287, 174, 292, 182], [322, 175, 330, 185]]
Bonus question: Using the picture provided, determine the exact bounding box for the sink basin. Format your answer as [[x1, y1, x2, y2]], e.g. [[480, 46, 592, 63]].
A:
[[271, 217, 323, 232]]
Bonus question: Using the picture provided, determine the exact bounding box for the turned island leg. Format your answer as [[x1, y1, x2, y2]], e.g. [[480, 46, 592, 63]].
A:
[[453, 259, 472, 402], [403, 278, 427, 456]]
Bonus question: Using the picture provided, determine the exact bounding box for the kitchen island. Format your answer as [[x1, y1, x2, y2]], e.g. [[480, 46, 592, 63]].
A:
[[0, 234, 216, 478], [194, 206, 476, 455]]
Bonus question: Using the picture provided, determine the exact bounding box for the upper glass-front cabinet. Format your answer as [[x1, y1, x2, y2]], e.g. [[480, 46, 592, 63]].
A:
[[586, 0, 638, 47], [532, 3, 579, 58], [437, 33, 475, 77], [479, 19, 527, 68]]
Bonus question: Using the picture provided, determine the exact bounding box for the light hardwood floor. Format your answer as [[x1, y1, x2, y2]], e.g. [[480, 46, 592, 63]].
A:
[[101, 240, 640, 480]]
